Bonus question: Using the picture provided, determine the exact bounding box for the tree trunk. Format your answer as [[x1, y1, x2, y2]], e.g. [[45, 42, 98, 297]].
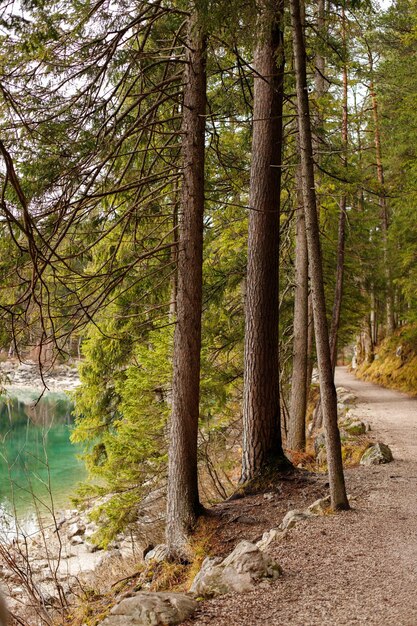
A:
[[166, 10, 206, 557], [290, 0, 349, 510], [306, 0, 327, 421], [288, 167, 308, 451], [329, 7, 348, 372], [169, 181, 179, 323], [313, 0, 326, 162], [368, 51, 394, 335], [241, 0, 288, 484]]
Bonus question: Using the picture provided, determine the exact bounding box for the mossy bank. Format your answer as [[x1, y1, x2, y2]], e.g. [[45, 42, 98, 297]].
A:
[[355, 325, 417, 395]]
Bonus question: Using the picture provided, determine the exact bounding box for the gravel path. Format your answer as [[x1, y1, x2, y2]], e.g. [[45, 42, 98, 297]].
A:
[[185, 367, 417, 625]]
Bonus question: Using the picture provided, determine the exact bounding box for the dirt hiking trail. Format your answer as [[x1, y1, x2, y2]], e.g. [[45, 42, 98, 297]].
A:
[[186, 367, 417, 625]]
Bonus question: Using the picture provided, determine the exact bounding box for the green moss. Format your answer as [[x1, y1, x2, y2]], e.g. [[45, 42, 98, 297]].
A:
[[356, 324, 417, 395]]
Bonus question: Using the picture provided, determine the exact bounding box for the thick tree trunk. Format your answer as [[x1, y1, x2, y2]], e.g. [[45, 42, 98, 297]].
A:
[[169, 184, 179, 322], [166, 10, 206, 557], [288, 168, 308, 451], [290, 0, 349, 510], [241, 0, 288, 484]]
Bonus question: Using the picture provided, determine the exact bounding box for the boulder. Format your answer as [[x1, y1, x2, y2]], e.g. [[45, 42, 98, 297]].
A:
[[190, 540, 281, 598], [360, 443, 393, 466], [279, 510, 312, 530], [100, 592, 197, 626]]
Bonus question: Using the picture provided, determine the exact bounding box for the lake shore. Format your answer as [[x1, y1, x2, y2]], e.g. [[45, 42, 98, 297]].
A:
[[0, 358, 80, 393]]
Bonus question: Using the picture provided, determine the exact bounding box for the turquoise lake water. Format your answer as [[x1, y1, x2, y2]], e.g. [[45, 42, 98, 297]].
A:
[[0, 388, 85, 536]]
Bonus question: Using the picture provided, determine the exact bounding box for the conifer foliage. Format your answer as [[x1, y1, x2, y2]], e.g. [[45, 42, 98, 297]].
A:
[[0, 0, 412, 556]]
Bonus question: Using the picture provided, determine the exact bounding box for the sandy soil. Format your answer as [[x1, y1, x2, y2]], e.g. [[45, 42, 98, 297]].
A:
[[184, 367, 417, 626]]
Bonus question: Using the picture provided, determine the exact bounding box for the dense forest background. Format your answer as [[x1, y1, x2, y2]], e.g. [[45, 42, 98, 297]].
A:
[[0, 0, 414, 562]]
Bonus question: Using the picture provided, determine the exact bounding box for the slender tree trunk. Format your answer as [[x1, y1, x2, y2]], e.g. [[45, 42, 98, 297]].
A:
[[368, 51, 394, 335], [290, 0, 349, 510], [355, 92, 375, 362], [313, 0, 326, 162], [329, 204, 346, 369], [309, 7, 347, 432], [166, 10, 206, 557], [370, 287, 377, 347], [288, 167, 308, 451], [306, 293, 314, 391], [329, 7, 348, 372], [241, 0, 289, 484], [306, 0, 327, 417]]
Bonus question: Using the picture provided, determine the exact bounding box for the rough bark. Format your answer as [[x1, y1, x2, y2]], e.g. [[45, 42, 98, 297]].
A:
[[288, 168, 308, 451], [370, 287, 377, 347], [290, 0, 349, 510], [368, 51, 395, 335], [241, 0, 288, 484], [169, 183, 179, 322], [329, 8, 348, 372], [306, 294, 315, 396], [306, 0, 327, 418], [166, 10, 206, 557], [313, 0, 326, 162]]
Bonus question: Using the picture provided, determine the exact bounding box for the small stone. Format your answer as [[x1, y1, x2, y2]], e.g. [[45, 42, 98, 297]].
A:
[[85, 540, 101, 553], [144, 544, 169, 564], [67, 522, 86, 539], [337, 391, 356, 405], [314, 432, 326, 456], [256, 528, 287, 551], [337, 402, 348, 415], [316, 448, 327, 466], [341, 420, 367, 436], [70, 535, 84, 546], [307, 495, 331, 515]]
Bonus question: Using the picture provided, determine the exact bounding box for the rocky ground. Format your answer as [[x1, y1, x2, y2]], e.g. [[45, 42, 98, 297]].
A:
[[3, 504, 145, 622], [182, 367, 417, 626], [0, 358, 80, 391], [5, 367, 417, 625]]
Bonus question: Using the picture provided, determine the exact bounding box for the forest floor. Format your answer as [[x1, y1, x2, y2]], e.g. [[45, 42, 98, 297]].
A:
[[184, 367, 417, 626]]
